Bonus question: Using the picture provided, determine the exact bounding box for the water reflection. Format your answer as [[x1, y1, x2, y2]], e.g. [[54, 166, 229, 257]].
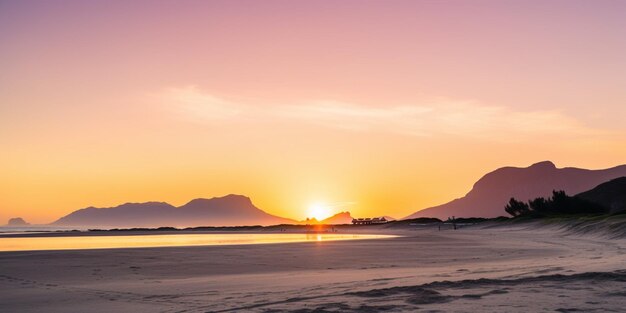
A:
[[0, 233, 396, 252]]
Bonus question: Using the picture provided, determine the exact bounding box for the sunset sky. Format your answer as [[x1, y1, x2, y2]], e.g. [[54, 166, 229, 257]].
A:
[[2, 0, 626, 224]]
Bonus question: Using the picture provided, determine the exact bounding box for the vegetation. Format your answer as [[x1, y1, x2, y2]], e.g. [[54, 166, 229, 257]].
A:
[[504, 190, 609, 217], [453, 217, 508, 224], [504, 198, 530, 217], [394, 217, 443, 225]]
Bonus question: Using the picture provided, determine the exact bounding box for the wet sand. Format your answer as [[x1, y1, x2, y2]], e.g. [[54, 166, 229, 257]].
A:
[[1, 225, 625, 312]]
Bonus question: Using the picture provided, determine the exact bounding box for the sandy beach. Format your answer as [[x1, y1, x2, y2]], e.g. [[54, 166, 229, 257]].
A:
[[1, 224, 625, 312]]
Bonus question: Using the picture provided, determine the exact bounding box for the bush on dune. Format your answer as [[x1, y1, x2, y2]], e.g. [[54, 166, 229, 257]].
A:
[[505, 190, 609, 218], [504, 198, 531, 217]]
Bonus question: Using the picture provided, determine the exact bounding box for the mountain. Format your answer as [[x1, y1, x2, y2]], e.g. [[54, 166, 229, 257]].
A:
[[6, 217, 30, 226], [320, 212, 354, 224], [53, 194, 296, 228], [300, 212, 354, 225], [576, 177, 626, 214], [404, 161, 626, 219]]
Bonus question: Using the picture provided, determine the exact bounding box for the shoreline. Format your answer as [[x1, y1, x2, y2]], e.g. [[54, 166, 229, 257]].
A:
[[2, 214, 626, 240]]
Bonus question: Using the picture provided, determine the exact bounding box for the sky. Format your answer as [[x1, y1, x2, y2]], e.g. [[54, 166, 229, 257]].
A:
[[1, 0, 626, 224]]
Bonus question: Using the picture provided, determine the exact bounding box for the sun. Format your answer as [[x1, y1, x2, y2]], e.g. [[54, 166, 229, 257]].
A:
[[308, 203, 332, 221]]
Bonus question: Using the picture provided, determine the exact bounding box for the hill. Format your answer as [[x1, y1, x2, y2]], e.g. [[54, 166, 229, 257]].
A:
[[6, 217, 30, 226], [576, 177, 626, 214], [53, 194, 296, 228], [405, 161, 626, 219], [320, 212, 354, 224], [300, 212, 354, 225]]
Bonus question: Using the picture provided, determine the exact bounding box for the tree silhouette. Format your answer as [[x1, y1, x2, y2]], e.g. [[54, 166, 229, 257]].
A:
[[529, 197, 550, 214], [504, 190, 608, 217], [504, 198, 530, 216]]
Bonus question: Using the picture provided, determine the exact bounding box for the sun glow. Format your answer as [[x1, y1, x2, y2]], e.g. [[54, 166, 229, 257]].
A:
[[308, 203, 332, 221]]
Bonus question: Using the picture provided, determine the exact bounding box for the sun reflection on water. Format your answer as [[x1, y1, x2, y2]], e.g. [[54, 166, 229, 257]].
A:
[[0, 233, 397, 252]]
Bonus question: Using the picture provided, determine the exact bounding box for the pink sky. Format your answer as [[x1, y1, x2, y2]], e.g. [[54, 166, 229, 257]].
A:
[[1, 0, 626, 223]]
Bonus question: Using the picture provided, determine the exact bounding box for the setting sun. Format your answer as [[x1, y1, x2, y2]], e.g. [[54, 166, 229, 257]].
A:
[[307, 203, 332, 221]]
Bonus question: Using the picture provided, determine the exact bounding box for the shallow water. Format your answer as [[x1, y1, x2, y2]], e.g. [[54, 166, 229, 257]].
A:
[[0, 233, 395, 252]]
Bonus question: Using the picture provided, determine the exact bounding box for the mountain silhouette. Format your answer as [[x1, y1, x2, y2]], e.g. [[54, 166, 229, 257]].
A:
[[576, 177, 626, 214], [53, 194, 296, 228], [404, 161, 626, 219], [320, 212, 354, 224], [6, 217, 30, 226], [300, 212, 353, 225]]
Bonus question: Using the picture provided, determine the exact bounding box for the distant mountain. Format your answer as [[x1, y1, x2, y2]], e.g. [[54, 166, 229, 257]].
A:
[[576, 177, 626, 214], [320, 212, 354, 224], [405, 161, 626, 219], [6, 217, 30, 226], [53, 194, 296, 228], [300, 212, 353, 225]]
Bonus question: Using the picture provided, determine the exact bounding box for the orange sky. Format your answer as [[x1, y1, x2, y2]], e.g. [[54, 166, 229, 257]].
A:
[[1, 1, 626, 224]]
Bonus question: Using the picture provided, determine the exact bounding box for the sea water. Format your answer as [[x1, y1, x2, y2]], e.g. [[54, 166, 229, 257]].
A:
[[0, 233, 396, 252]]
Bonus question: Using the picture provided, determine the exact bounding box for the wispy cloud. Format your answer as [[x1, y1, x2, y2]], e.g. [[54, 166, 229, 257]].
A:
[[277, 100, 434, 136], [278, 99, 603, 140], [151, 86, 609, 141], [153, 86, 242, 121]]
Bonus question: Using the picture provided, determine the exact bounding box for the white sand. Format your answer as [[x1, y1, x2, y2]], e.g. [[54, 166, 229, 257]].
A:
[[1, 225, 625, 312]]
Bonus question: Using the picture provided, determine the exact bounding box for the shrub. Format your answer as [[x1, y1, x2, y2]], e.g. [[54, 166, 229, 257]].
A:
[[504, 190, 608, 217]]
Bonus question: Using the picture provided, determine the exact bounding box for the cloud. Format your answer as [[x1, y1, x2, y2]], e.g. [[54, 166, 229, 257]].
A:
[[151, 86, 608, 141], [277, 100, 434, 136], [276, 98, 603, 141], [153, 86, 241, 121]]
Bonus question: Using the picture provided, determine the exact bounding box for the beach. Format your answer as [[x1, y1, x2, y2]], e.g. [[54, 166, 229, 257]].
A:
[[1, 224, 625, 312]]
